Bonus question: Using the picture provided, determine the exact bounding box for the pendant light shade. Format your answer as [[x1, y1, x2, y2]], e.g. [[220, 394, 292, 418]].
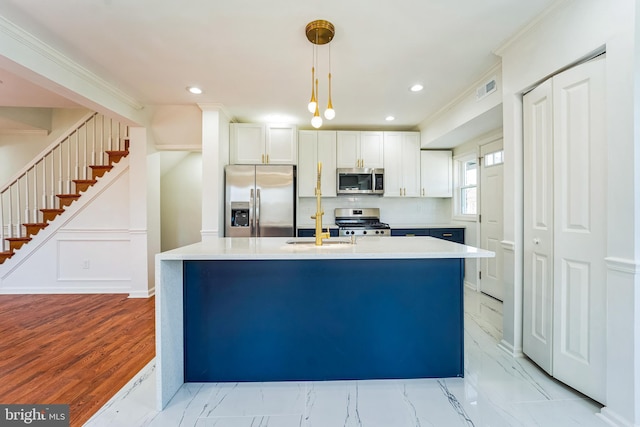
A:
[[305, 20, 335, 128], [311, 78, 323, 128]]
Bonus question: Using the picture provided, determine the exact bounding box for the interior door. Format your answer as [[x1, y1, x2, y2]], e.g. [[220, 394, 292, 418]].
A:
[[523, 56, 606, 403], [479, 139, 504, 301], [551, 56, 606, 404], [523, 78, 555, 374]]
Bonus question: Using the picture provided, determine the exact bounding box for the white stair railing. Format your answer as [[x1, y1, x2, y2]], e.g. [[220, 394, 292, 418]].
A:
[[0, 112, 129, 253]]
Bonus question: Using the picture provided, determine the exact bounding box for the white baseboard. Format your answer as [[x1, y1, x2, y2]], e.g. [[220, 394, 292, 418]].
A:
[[598, 407, 638, 427], [498, 339, 524, 358], [129, 286, 155, 298], [0, 286, 131, 294]]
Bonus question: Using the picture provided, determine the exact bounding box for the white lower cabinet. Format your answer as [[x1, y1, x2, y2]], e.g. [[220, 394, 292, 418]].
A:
[[383, 132, 420, 197], [420, 150, 452, 197], [298, 131, 337, 197]]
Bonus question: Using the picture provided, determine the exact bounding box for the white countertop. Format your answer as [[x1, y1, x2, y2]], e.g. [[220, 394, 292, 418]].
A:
[[156, 236, 494, 261]]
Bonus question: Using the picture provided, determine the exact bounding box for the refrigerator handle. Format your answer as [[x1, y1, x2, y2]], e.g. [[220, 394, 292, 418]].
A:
[[249, 188, 255, 235], [256, 188, 261, 237]]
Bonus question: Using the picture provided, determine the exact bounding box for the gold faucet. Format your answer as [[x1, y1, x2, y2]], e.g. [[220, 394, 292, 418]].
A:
[[311, 161, 330, 246]]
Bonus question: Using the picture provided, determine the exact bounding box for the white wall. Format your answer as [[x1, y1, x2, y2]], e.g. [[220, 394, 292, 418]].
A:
[[160, 152, 203, 251], [0, 108, 90, 184], [497, 0, 639, 424], [419, 65, 502, 148], [0, 160, 133, 293], [150, 105, 203, 151], [297, 196, 451, 229]]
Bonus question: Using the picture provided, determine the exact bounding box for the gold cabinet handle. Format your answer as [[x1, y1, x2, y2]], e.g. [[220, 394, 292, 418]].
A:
[[262, 154, 265, 164], [443, 233, 453, 237], [266, 154, 269, 164], [400, 188, 402, 196], [422, 188, 425, 196]]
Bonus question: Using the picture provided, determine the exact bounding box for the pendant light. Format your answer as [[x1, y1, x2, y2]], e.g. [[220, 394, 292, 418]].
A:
[[307, 47, 317, 113], [305, 20, 335, 128], [324, 43, 335, 120], [311, 78, 323, 128]]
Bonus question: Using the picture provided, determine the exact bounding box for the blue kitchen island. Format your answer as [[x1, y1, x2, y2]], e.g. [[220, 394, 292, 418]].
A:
[[155, 236, 494, 410]]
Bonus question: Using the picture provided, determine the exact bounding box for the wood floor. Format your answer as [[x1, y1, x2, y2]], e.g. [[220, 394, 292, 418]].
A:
[[0, 294, 155, 427]]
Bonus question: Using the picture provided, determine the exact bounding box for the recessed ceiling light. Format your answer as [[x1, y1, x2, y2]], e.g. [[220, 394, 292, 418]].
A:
[[409, 84, 424, 92], [385, 116, 395, 121], [187, 86, 203, 94]]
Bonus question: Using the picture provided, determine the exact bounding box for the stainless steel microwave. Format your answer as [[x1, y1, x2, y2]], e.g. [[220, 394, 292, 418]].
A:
[[336, 168, 384, 195]]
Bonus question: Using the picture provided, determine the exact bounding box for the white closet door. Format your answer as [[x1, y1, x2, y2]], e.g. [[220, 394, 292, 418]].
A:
[[551, 57, 606, 404], [523, 78, 555, 375], [479, 139, 504, 301]]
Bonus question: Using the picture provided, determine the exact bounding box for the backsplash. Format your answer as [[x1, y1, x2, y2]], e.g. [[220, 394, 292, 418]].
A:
[[297, 196, 452, 227]]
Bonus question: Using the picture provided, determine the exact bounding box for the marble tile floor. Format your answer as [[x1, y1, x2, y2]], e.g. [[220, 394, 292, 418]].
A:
[[85, 289, 608, 427]]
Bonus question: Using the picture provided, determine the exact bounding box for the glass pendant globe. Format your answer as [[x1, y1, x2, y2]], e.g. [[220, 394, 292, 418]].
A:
[[311, 115, 323, 129], [307, 101, 317, 114], [324, 108, 335, 120]]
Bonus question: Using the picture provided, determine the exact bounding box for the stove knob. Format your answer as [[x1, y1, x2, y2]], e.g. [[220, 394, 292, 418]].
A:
[[350, 231, 354, 235], [376, 230, 380, 235], [363, 230, 367, 235]]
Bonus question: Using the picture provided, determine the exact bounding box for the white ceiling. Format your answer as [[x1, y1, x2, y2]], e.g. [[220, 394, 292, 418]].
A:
[[0, 0, 556, 133]]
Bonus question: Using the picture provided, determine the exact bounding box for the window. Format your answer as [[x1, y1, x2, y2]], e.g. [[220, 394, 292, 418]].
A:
[[483, 149, 504, 167], [454, 154, 477, 219]]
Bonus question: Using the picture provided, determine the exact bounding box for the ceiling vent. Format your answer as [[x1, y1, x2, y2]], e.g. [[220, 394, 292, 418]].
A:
[[476, 76, 497, 101]]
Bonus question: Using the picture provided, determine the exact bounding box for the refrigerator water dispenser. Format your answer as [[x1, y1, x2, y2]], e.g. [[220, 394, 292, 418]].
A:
[[230, 202, 249, 227]]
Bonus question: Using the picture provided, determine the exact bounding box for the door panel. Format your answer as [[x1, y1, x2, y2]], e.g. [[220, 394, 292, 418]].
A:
[[531, 253, 551, 346], [551, 57, 606, 404], [255, 166, 295, 237], [523, 79, 554, 374], [479, 139, 504, 301]]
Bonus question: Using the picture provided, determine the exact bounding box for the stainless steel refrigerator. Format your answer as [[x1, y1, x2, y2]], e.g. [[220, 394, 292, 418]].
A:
[[224, 165, 296, 237]]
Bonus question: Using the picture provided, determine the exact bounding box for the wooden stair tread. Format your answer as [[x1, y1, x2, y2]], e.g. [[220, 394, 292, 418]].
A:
[[6, 237, 31, 251], [105, 150, 129, 164], [40, 208, 65, 223], [73, 179, 97, 193], [0, 251, 13, 264], [5, 237, 32, 242], [23, 223, 49, 237], [89, 165, 113, 179], [56, 194, 81, 198]]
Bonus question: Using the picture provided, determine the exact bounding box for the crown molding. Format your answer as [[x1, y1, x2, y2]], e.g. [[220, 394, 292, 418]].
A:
[[0, 15, 144, 111], [197, 103, 233, 122], [494, 0, 572, 57], [419, 62, 501, 128]]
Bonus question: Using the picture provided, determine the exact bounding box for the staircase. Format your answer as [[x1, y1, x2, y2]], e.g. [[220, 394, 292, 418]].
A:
[[0, 113, 129, 265]]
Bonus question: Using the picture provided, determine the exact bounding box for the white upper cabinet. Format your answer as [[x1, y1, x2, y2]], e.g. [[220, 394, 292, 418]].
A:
[[383, 132, 420, 197], [298, 131, 337, 197], [420, 150, 452, 197], [231, 123, 297, 165], [360, 132, 384, 168], [336, 131, 384, 168]]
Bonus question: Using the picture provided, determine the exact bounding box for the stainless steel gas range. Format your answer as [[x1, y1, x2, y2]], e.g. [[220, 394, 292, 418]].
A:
[[334, 208, 391, 237]]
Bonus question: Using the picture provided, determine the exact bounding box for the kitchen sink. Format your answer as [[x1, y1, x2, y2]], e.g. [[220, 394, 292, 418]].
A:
[[285, 238, 353, 246]]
